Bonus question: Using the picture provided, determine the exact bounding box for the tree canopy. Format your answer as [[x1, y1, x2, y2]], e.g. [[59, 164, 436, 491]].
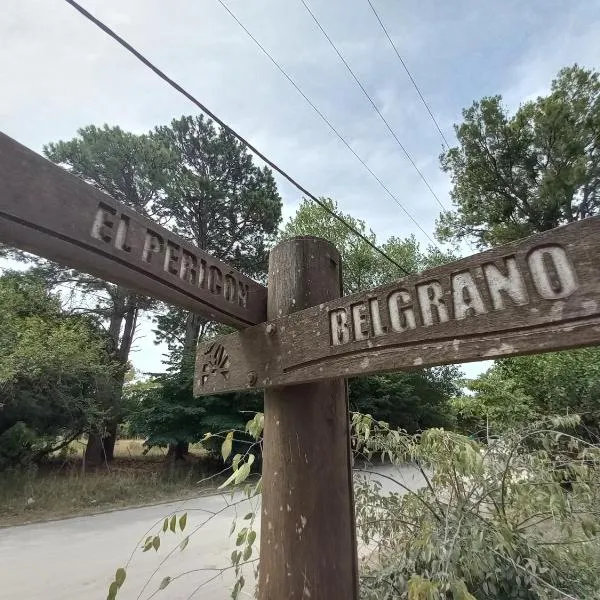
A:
[[0, 271, 115, 468], [438, 65, 600, 248], [282, 198, 461, 431]]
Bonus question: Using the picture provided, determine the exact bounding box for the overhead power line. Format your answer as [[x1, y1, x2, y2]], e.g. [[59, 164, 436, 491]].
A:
[[366, 0, 451, 149], [216, 0, 440, 250], [299, 0, 447, 212], [63, 0, 412, 275]]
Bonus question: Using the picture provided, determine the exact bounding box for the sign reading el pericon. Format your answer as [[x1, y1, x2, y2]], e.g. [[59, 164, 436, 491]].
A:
[[0, 132, 267, 328]]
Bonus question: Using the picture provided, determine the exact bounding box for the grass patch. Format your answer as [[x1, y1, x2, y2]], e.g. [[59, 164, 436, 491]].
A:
[[0, 439, 225, 527]]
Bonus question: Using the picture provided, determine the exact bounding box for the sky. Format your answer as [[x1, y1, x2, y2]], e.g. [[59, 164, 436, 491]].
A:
[[1, 0, 600, 378]]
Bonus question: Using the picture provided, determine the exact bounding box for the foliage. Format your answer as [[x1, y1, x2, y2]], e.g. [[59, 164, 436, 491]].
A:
[[152, 114, 282, 364], [350, 366, 461, 433], [354, 413, 600, 599], [438, 65, 600, 248], [455, 349, 600, 439], [283, 197, 462, 428], [41, 124, 174, 463], [0, 271, 115, 468], [126, 369, 263, 456], [281, 197, 450, 294]]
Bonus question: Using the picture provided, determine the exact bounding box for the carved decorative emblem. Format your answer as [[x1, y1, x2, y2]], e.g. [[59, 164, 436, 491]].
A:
[[200, 342, 230, 386]]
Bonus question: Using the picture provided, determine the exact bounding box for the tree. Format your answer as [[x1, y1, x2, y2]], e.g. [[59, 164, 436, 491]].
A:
[[41, 125, 173, 466], [438, 65, 600, 248], [281, 198, 448, 294], [0, 271, 115, 469], [137, 115, 282, 454], [455, 349, 600, 439], [350, 366, 460, 432], [282, 198, 461, 429]]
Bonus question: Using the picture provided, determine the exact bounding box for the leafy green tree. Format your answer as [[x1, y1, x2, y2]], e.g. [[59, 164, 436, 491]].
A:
[[125, 372, 262, 460], [350, 367, 460, 432], [133, 115, 281, 454], [438, 65, 600, 248], [0, 271, 115, 468], [456, 349, 600, 438], [41, 125, 173, 465], [282, 198, 461, 429], [281, 197, 448, 294]]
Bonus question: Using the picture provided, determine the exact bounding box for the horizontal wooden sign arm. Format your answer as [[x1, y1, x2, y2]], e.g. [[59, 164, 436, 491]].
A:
[[0, 132, 266, 328], [195, 216, 600, 395]]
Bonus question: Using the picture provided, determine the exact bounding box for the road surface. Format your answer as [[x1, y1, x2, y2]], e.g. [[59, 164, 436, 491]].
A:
[[0, 464, 424, 600]]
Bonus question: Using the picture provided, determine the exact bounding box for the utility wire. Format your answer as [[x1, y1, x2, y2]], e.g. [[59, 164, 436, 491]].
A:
[[216, 0, 440, 250], [299, 0, 447, 212], [366, 0, 451, 149], [63, 0, 411, 275]]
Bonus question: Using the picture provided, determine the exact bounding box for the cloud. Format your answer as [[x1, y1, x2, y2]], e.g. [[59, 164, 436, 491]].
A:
[[2, 0, 599, 374]]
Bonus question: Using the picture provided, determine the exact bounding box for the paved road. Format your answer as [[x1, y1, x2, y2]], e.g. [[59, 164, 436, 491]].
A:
[[0, 464, 425, 600]]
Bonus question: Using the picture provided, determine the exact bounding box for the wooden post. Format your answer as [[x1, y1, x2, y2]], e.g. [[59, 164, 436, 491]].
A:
[[258, 236, 358, 600]]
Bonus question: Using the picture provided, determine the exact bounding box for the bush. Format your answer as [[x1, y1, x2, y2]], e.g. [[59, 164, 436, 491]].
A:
[[353, 414, 600, 599]]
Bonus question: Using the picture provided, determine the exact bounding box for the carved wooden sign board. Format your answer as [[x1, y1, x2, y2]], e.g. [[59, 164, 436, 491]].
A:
[[195, 216, 600, 395], [0, 133, 266, 328]]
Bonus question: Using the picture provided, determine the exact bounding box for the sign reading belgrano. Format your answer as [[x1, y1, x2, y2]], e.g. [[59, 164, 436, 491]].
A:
[[195, 216, 600, 394], [328, 244, 577, 348]]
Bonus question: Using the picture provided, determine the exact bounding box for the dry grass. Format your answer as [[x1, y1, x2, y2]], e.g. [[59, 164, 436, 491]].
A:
[[0, 439, 224, 528]]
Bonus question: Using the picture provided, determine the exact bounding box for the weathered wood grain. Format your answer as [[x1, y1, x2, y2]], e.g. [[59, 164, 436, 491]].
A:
[[0, 132, 266, 327], [258, 236, 358, 600], [195, 216, 600, 394]]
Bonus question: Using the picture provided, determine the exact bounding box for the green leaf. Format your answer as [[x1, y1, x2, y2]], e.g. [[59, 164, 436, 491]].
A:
[[107, 581, 118, 600], [221, 431, 233, 461], [179, 536, 189, 552], [158, 576, 171, 590], [179, 513, 187, 531], [243, 544, 252, 561], [162, 518, 168, 533], [115, 568, 126, 588], [229, 519, 237, 536], [243, 512, 253, 520], [169, 514, 177, 533], [236, 528, 248, 546], [152, 536, 160, 551], [247, 530, 257, 545]]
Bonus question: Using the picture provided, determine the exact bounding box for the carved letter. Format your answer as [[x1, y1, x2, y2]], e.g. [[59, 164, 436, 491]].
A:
[[224, 274, 237, 302], [528, 245, 577, 299], [451, 270, 486, 320], [388, 289, 416, 332], [483, 257, 528, 310], [351, 302, 369, 342], [416, 281, 449, 326], [91, 203, 115, 244], [369, 298, 386, 337], [142, 230, 164, 263], [164, 241, 180, 276], [208, 266, 223, 295], [330, 308, 350, 346], [198, 259, 208, 289], [180, 250, 198, 285], [238, 283, 249, 308], [114, 215, 131, 252]]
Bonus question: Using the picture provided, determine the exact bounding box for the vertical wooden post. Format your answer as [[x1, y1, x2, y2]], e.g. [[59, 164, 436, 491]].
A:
[[259, 236, 358, 600]]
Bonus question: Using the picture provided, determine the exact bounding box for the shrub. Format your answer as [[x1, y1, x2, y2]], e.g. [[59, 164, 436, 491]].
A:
[[353, 414, 600, 599]]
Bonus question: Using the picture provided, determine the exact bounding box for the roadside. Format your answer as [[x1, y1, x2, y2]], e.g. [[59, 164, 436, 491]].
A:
[[0, 439, 226, 527]]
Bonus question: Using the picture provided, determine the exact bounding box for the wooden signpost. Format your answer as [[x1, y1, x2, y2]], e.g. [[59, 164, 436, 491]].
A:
[[3, 131, 600, 600], [195, 216, 600, 395]]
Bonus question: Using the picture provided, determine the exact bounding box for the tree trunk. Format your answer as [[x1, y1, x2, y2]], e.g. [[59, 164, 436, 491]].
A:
[[181, 312, 202, 370], [167, 441, 189, 460], [84, 289, 139, 468], [103, 299, 139, 461]]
